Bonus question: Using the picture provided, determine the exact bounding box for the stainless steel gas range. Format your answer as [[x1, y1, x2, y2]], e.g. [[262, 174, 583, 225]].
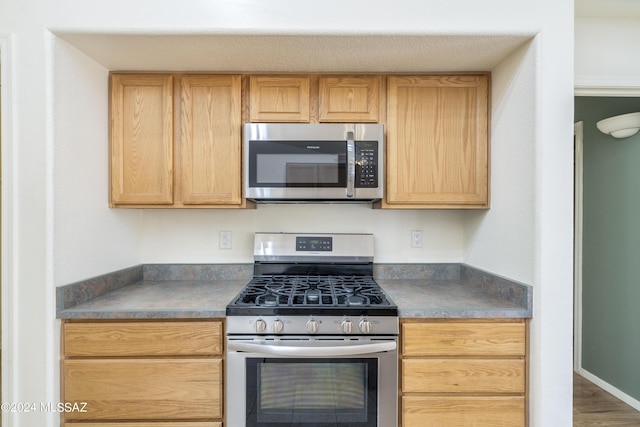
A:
[[226, 233, 398, 427]]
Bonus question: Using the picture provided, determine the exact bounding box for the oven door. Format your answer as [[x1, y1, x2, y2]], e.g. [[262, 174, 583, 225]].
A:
[[226, 336, 397, 427]]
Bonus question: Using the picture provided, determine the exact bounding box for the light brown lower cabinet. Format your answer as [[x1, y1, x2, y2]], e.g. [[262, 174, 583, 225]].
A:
[[61, 320, 224, 427], [64, 424, 221, 427], [400, 319, 528, 427]]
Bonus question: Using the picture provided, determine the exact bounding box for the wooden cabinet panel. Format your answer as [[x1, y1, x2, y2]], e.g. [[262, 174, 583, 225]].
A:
[[64, 321, 222, 357], [250, 75, 310, 122], [64, 358, 222, 420], [180, 75, 242, 205], [110, 74, 173, 205], [402, 396, 525, 427], [386, 75, 489, 208], [319, 76, 380, 122], [400, 320, 527, 427], [65, 423, 221, 427], [403, 358, 525, 393], [402, 320, 525, 357]]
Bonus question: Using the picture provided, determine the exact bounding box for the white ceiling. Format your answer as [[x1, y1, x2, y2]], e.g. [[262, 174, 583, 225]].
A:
[[55, 32, 534, 72], [575, 0, 640, 18]]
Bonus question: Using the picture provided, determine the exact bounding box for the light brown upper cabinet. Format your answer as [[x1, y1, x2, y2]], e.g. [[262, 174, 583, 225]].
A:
[[318, 76, 381, 122], [249, 75, 310, 122], [384, 75, 489, 209], [110, 74, 174, 205], [110, 73, 246, 208], [180, 75, 242, 205]]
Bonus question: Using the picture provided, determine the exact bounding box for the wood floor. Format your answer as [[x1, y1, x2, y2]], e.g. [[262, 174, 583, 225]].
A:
[[574, 373, 640, 426]]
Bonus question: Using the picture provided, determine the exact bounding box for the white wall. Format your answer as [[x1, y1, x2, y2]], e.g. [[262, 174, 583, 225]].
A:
[[575, 17, 640, 92], [0, 1, 574, 426]]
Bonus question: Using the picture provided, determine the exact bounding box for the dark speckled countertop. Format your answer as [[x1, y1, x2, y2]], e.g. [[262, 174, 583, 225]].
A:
[[57, 263, 532, 319]]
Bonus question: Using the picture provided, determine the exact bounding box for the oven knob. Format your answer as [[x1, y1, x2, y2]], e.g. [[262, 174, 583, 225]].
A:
[[341, 319, 353, 334], [306, 319, 319, 334], [359, 319, 372, 334], [254, 319, 267, 333], [272, 319, 284, 333]]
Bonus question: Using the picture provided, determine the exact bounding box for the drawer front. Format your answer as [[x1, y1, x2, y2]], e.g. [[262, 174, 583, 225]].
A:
[[64, 359, 222, 420], [402, 395, 525, 427], [64, 423, 221, 427], [402, 321, 526, 357], [402, 358, 525, 393], [64, 321, 222, 357]]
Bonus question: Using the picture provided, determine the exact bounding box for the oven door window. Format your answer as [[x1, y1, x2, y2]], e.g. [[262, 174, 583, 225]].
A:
[[246, 358, 377, 427], [249, 140, 347, 188]]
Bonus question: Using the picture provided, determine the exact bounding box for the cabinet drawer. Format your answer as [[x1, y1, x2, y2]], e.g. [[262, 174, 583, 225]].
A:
[[402, 321, 525, 357], [65, 423, 221, 427], [64, 359, 222, 420], [402, 358, 525, 393], [64, 321, 222, 357], [402, 395, 525, 427]]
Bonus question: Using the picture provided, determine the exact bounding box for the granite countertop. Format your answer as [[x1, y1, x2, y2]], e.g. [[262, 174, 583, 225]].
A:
[[57, 263, 532, 320]]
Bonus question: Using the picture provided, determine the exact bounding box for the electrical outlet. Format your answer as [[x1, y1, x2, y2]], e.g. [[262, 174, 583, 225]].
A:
[[411, 230, 423, 248], [219, 231, 232, 249]]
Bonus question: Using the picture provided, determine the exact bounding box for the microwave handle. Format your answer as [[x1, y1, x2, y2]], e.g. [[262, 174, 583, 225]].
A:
[[346, 131, 355, 198], [228, 340, 396, 357]]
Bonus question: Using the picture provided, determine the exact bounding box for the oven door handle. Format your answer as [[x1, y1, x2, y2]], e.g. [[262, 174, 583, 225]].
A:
[[227, 340, 396, 357]]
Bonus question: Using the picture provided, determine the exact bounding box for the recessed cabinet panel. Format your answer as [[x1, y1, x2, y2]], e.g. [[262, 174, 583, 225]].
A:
[[386, 75, 489, 208], [181, 75, 242, 204], [319, 76, 380, 122], [110, 74, 173, 205], [250, 75, 310, 122]]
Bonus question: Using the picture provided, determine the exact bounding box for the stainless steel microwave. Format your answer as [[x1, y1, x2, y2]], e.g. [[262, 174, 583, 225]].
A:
[[243, 123, 384, 202]]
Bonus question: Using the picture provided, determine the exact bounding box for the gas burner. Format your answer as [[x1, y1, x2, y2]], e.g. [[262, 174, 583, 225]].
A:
[[347, 295, 367, 306]]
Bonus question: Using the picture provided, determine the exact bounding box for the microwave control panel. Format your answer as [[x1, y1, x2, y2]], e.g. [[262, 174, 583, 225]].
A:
[[355, 141, 378, 188]]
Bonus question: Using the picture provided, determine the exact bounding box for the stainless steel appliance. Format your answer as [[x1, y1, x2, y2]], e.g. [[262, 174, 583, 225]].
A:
[[226, 233, 398, 427], [243, 123, 384, 202]]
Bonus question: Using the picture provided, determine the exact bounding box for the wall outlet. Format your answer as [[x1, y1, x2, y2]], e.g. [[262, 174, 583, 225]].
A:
[[411, 230, 423, 248], [219, 231, 232, 249]]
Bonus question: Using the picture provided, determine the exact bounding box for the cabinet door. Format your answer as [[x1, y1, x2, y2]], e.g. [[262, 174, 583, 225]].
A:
[[180, 75, 242, 205], [386, 75, 489, 208], [64, 359, 222, 421], [250, 75, 310, 122], [110, 74, 173, 205], [403, 396, 525, 427], [319, 76, 380, 122]]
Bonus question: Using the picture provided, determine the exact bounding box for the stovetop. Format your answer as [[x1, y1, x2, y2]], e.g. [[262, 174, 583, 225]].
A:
[[225, 233, 398, 318], [226, 274, 397, 316]]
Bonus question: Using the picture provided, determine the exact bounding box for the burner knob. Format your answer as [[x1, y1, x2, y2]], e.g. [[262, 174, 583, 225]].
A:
[[254, 319, 267, 333], [359, 319, 372, 334], [272, 319, 284, 333], [306, 319, 319, 334], [341, 319, 353, 334]]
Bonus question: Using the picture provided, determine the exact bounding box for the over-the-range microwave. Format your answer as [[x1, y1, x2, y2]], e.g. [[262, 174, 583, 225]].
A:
[[243, 123, 384, 202]]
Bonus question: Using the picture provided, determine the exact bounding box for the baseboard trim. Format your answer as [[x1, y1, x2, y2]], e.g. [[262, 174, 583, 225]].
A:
[[577, 368, 640, 412]]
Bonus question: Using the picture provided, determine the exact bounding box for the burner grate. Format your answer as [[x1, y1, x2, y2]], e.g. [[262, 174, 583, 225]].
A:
[[233, 275, 390, 308]]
